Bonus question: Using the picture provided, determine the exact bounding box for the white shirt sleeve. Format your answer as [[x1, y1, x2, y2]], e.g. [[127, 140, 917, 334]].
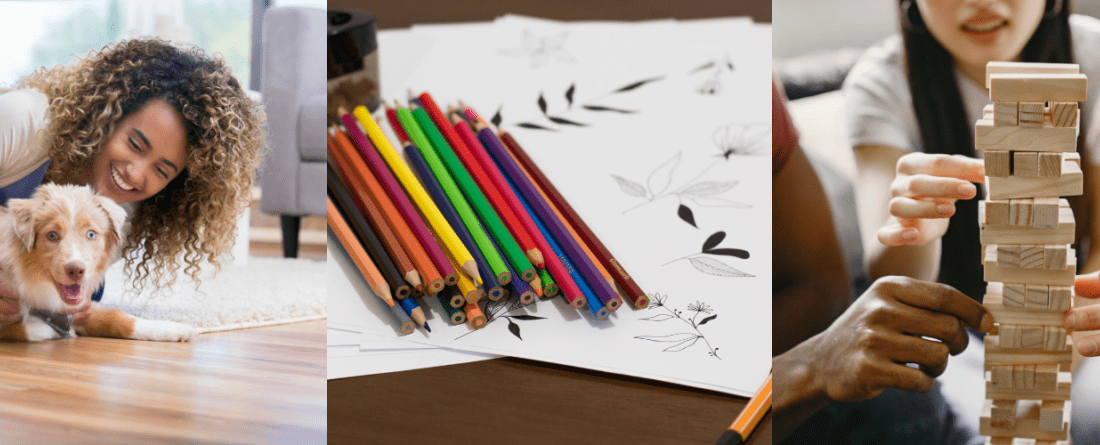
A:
[[0, 89, 52, 188], [843, 36, 921, 152]]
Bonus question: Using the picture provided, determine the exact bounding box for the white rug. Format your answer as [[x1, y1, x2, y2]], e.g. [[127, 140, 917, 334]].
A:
[[99, 256, 327, 333]]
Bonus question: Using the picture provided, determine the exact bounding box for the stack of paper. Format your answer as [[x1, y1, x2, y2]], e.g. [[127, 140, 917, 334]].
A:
[[329, 14, 771, 397]]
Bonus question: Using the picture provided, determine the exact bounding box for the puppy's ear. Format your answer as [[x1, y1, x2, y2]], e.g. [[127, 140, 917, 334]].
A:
[[6, 198, 36, 252], [94, 195, 127, 248]]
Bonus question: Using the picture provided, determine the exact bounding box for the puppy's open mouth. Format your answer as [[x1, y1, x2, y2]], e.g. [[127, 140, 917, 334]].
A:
[[55, 282, 84, 305]]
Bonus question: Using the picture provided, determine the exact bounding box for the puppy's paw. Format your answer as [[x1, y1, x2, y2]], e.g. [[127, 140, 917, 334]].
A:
[[23, 316, 63, 341], [132, 319, 198, 342]]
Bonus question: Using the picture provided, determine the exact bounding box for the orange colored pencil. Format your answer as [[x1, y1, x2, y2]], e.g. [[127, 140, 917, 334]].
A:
[[327, 197, 394, 307], [330, 126, 444, 294], [716, 372, 771, 445], [464, 301, 487, 329]]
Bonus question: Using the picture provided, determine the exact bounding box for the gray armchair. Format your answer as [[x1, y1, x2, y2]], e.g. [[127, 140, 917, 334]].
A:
[[260, 6, 326, 257]]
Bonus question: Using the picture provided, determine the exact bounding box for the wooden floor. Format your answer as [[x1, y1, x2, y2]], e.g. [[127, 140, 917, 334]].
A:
[[0, 320, 326, 444]]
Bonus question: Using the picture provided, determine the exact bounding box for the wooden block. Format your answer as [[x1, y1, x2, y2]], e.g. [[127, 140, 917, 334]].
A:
[[1003, 282, 1027, 307], [988, 73, 1088, 102], [1048, 285, 1072, 310], [989, 399, 1018, 428], [1039, 152, 1063, 177], [985, 150, 1012, 177], [1044, 245, 1068, 270], [986, 245, 1077, 284], [1033, 197, 1060, 228], [998, 244, 1021, 267], [987, 159, 1083, 199], [986, 369, 1071, 400], [1010, 198, 1034, 226], [1021, 325, 1044, 349], [991, 364, 1014, 388], [1039, 400, 1068, 432], [1000, 324, 1022, 348], [1014, 151, 1040, 176], [1020, 245, 1044, 269], [980, 398, 1069, 441], [985, 61, 1080, 88], [1018, 102, 1044, 128], [981, 202, 1075, 245], [984, 282, 1066, 325], [1045, 326, 1068, 351], [1064, 151, 1081, 167], [975, 119, 1078, 153], [1050, 102, 1078, 127], [984, 335, 1073, 370], [1035, 364, 1060, 390], [994, 102, 1019, 126], [982, 200, 1012, 226], [1026, 284, 1050, 307]]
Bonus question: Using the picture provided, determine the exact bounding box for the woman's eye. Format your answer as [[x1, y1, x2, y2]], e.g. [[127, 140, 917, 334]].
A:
[[86, 230, 97, 240], [128, 136, 141, 152]]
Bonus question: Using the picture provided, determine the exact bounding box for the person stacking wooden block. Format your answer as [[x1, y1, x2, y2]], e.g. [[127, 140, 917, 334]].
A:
[[978, 61, 1084, 445]]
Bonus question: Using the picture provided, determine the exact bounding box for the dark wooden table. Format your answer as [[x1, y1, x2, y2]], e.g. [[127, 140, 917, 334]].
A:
[[326, 2, 771, 444]]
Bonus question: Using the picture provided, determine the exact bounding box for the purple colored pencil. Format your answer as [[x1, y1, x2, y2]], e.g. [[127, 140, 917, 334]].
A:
[[479, 128, 623, 310], [340, 114, 458, 286]]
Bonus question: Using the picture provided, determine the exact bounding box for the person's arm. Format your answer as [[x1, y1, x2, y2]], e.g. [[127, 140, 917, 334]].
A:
[[1081, 164, 1100, 274]]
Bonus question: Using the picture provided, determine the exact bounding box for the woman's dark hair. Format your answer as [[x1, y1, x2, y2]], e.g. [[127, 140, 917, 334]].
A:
[[900, 0, 1086, 301]]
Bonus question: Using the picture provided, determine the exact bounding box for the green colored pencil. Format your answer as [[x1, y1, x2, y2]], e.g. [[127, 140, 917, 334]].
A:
[[397, 106, 510, 284], [538, 267, 559, 297]]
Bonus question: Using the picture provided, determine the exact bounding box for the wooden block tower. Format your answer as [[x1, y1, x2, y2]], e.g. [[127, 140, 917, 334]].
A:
[[978, 61, 1085, 445]]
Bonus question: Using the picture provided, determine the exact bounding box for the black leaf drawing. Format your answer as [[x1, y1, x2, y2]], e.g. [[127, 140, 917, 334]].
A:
[[681, 181, 738, 197], [516, 122, 556, 131], [537, 93, 548, 115], [614, 76, 665, 93], [703, 248, 750, 259], [647, 152, 681, 197], [727, 60, 734, 70], [690, 61, 716, 73], [636, 294, 720, 359], [640, 313, 676, 322], [636, 333, 696, 343], [565, 83, 575, 108], [547, 116, 587, 126], [507, 318, 522, 340], [665, 336, 701, 352], [702, 231, 725, 252], [509, 315, 546, 321], [698, 314, 718, 326], [581, 105, 636, 113], [611, 175, 647, 197], [688, 257, 753, 277], [491, 107, 503, 128], [677, 204, 697, 228]]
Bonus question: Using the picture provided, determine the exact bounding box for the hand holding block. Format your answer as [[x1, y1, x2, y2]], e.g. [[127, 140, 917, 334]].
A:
[[988, 73, 1088, 102], [985, 61, 1080, 87], [1050, 102, 1078, 127]]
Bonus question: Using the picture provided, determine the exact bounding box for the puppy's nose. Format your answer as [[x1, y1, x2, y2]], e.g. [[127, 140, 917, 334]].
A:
[[65, 262, 85, 281]]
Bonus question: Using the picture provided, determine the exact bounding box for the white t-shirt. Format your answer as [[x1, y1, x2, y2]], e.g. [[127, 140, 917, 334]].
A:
[[0, 89, 52, 187], [844, 14, 1100, 165]]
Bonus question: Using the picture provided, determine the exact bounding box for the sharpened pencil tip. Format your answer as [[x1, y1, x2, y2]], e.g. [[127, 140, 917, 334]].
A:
[[337, 106, 349, 116], [423, 322, 431, 333]]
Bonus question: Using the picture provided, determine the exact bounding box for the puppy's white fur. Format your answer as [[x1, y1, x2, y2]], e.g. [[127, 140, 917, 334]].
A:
[[0, 184, 196, 342]]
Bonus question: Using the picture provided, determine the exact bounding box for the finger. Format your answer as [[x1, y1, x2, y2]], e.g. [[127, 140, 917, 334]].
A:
[[1077, 333, 1100, 357], [1076, 272, 1100, 298], [877, 224, 920, 246], [888, 196, 957, 219], [894, 309, 970, 355], [867, 358, 936, 394], [875, 276, 993, 333], [892, 174, 977, 200], [1065, 305, 1100, 331], [878, 334, 951, 377], [896, 153, 986, 183]]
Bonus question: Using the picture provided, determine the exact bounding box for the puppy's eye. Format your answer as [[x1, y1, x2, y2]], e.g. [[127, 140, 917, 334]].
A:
[[46, 231, 59, 241], [86, 230, 97, 240]]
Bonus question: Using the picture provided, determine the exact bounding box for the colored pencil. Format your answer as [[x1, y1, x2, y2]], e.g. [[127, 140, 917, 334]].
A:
[[482, 219, 539, 305], [330, 126, 443, 294], [450, 253, 483, 304], [351, 105, 483, 286], [437, 289, 467, 325], [401, 135, 501, 302], [327, 197, 394, 307], [410, 102, 537, 283], [399, 296, 431, 332], [498, 129, 649, 308], [716, 372, 771, 445], [537, 267, 559, 297], [464, 301, 487, 329], [476, 113, 622, 311], [337, 110, 459, 288], [326, 144, 411, 300], [420, 93, 546, 270], [387, 294, 416, 335]]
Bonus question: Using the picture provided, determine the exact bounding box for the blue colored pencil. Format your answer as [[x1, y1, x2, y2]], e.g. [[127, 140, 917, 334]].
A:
[[399, 297, 431, 332]]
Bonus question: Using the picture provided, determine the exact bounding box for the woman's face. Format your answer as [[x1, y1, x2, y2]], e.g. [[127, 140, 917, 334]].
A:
[[915, 0, 1046, 78], [90, 99, 188, 204]]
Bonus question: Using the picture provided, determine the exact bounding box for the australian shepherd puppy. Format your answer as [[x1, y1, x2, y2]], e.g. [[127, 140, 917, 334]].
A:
[[0, 184, 196, 342]]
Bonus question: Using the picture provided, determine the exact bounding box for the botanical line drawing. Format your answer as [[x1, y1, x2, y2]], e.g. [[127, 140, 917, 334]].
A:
[[454, 296, 545, 341], [611, 151, 750, 227], [689, 55, 735, 95], [635, 293, 721, 359], [498, 29, 577, 69], [663, 231, 752, 278], [490, 77, 664, 131], [714, 123, 769, 159]]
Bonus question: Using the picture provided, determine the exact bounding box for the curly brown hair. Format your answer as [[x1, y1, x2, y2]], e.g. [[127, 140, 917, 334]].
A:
[[17, 38, 266, 294]]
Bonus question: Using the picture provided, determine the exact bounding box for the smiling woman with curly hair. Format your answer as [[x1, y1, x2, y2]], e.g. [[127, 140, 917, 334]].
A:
[[0, 38, 266, 322]]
